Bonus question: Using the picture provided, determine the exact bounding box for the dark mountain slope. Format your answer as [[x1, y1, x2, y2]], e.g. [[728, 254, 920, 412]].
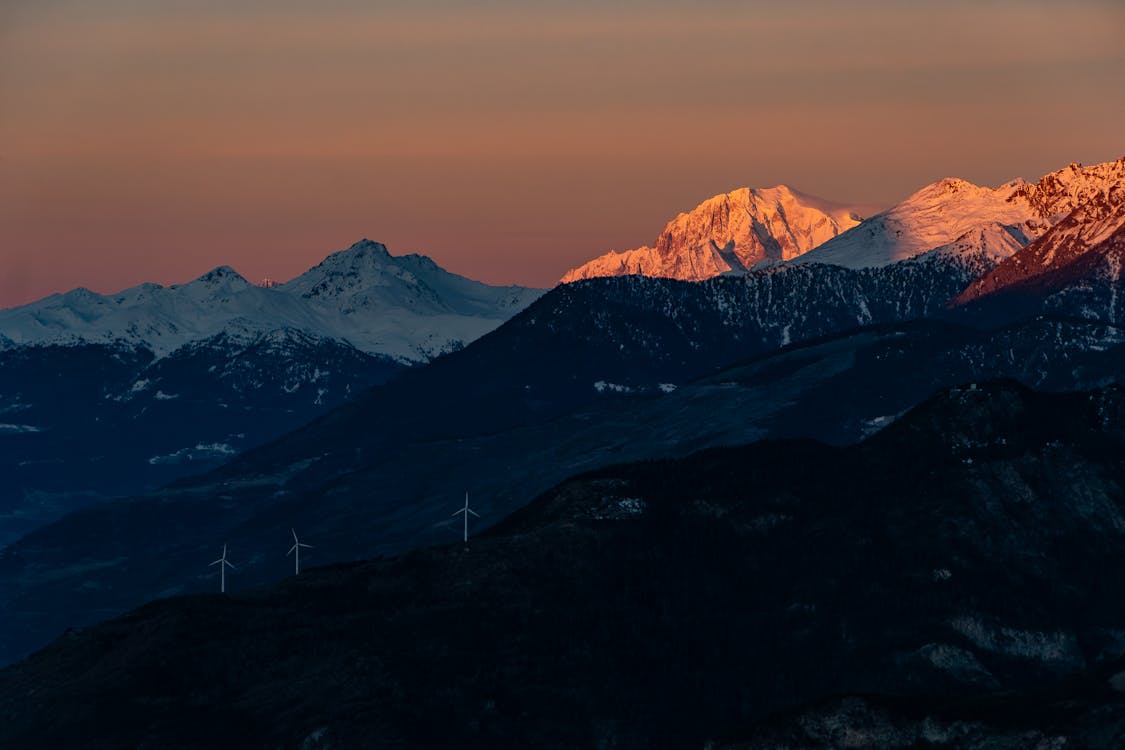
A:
[[2, 383, 1125, 749], [193, 255, 988, 489], [2, 314, 1124, 666], [0, 334, 404, 544]]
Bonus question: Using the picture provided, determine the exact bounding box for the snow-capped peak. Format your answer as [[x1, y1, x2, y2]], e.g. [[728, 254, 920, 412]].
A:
[[325, 238, 393, 264], [560, 184, 866, 283], [0, 240, 544, 363], [795, 159, 1125, 270], [794, 176, 1037, 269], [189, 265, 250, 285], [173, 266, 252, 301]]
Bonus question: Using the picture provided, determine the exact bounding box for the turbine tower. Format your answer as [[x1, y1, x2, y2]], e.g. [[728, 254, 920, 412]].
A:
[[209, 544, 235, 593], [451, 491, 480, 546], [287, 528, 313, 575]]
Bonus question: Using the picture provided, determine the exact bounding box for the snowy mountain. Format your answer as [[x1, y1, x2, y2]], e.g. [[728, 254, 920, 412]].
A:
[[795, 177, 1037, 268], [559, 159, 1125, 285], [0, 239, 544, 363], [952, 175, 1125, 319], [559, 185, 865, 282], [798, 158, 1125, 269]]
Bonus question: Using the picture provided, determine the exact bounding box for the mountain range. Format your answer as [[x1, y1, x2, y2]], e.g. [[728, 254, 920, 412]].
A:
[[561, 158, 1125, 282], [2, 155, 1125, 744], [0, 238, 542, 362]]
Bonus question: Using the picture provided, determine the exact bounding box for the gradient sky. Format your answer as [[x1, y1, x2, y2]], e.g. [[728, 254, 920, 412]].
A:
[[2, 0, 1123, 306]]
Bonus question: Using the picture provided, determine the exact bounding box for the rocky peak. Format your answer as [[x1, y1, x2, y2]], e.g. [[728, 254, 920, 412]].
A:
[[318, 239, 393, 270], [284, 240, 406, 300], [191, 266, 249, 286], [1010, 157, 1125, 222]]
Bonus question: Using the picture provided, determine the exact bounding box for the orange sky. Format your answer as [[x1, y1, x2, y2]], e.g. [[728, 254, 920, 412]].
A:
[[2, 0, 1123, 306]]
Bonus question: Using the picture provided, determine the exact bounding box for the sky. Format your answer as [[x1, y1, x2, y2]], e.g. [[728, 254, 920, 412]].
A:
[[1, 0, 1123, 306]]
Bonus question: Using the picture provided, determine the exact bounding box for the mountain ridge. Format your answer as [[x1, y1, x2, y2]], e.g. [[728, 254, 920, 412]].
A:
[[951, 180, 1125, 312], [0, 239, 544, 364], [796, 158, 1125, 269], [559, 158, 1125, 283]]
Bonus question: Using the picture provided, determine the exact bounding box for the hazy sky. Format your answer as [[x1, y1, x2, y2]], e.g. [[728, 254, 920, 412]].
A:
[[2, 0, 1123, 305]]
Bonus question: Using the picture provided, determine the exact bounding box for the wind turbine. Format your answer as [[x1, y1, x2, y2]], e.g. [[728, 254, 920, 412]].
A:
[[287, 528, 313, 575], [210, 544, 235, 593], [451, 491, 480, 546]]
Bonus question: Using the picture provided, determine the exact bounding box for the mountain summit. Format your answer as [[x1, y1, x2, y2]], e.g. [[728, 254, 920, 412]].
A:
[[559, 185, 865, 283]]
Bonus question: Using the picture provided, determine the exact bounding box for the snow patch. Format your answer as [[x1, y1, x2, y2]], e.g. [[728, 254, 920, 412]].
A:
[[148, 442, 237, 465], [0, 423, 42, 434], [590, 497, 647, 520], [594, 381, 634, 394], [909, 643, 998, 687], [860, 414, 899, 438]]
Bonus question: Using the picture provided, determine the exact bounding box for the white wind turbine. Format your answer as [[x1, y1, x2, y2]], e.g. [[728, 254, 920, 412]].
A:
[[210, 544, 235, 593], [452, 491, 480, 546], [287, 528, 313, 575]]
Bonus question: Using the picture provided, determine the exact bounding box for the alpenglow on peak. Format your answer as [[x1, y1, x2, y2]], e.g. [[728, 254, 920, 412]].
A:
[[560, 185, 866, 283]]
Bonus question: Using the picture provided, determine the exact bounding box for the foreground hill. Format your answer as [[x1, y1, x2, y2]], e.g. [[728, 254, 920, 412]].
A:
[[1, 382, 1123, 749]]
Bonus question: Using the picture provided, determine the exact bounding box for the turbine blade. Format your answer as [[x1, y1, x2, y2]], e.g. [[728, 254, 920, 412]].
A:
[[451, 509, 464, 517], [300, 543, 313, 548], [288, 544, 297, 555], [292, 529, 299, 543], [226, 561, 236, 569], [468, 509, 481, 517], [210, 559, 222, 566]]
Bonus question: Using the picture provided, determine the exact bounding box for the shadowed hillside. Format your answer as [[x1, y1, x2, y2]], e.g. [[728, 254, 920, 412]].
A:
[[2, 382, 1124, 748]]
